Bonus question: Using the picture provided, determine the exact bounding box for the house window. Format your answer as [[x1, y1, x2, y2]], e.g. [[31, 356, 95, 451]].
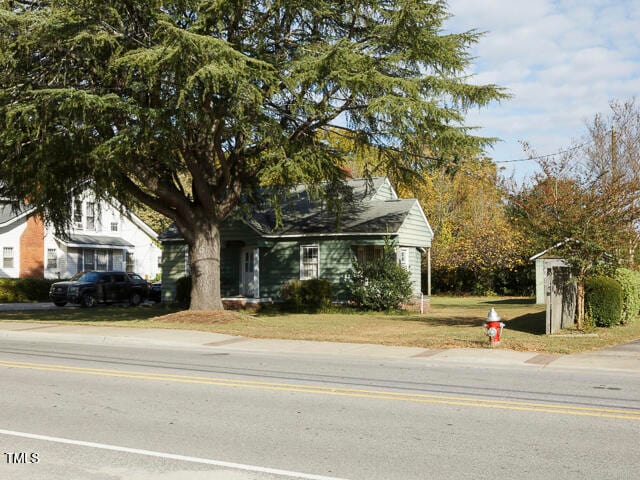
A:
[[47, 249, 57, 269], [126, 252, 135, 272], [398, 248, 410, 270], [111, 222, 119, 232], [300, 245, 319, 280], [356, 246, 383, 265], [83, 249, 95, 270], [73, 199, 83, 229], [96, 250, 108, 271], [86, 202, 96, 230], [3, 247, 14, 269], [112, 251, 123, 270]]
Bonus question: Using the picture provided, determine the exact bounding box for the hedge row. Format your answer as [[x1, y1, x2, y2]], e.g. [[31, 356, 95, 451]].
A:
[[584, 268, 640, 327], [614, 268, 640, 325], [0, 278, 57, 303], [584, 276, 623, 327]]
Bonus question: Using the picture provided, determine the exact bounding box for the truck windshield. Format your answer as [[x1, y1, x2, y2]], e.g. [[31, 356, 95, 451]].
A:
[[70, 272, 101, 282]]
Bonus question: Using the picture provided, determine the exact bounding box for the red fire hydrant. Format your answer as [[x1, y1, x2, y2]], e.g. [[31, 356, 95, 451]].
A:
[[483, 308, 505, 346]]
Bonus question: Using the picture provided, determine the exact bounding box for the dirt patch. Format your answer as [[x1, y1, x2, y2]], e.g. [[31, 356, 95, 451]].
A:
[[151, 310, 242, 324]]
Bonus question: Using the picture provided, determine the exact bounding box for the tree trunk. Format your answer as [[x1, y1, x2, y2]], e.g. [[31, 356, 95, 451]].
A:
[[188, 221, 224, 310], [575, 278, 585, 330]]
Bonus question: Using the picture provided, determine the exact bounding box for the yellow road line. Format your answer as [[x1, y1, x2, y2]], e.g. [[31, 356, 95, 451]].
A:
[[1, 360, 639, 421]]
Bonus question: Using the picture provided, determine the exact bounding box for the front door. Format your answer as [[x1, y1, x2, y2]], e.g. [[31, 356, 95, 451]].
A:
[[241, 248, 256, 297]]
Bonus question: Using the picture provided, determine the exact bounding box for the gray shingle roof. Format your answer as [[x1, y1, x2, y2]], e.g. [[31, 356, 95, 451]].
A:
[[248, 198, 415, 236], [160, 178, 417, 240], [0, 201, 34, 226], [56, 234, 134, 248]]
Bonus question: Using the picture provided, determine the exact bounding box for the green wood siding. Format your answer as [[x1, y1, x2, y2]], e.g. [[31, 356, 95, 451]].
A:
[[221, 219, 261, 245], [161, 229, 428, 301], [409, 248, 422, 296], [318, 239, 358, 301], [161, 236, 424, 302], [219, 220, 261, 297], [161, 220, 261, 301], [397, 201, 432, 247], [161, 244, 242, 300], [258, 237, 389, 301], [160, 242, 187, 301], [221, 247, 240, 296], [259, 240, 300, 298]]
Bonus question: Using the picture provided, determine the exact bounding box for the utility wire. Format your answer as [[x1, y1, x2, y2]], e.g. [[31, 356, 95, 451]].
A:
[[494, 141, 593, 164]]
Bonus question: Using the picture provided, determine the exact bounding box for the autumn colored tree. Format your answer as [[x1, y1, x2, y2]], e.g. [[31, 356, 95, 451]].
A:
[[584, 99, 640, 266], [328, 127, 526, 294], [508, 100, 640, 327], [0, 0, 505, 309], [405, 158, 528, 294]]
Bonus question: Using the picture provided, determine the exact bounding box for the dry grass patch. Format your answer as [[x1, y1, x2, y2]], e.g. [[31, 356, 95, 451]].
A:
[[152, 310, 242, 325], [2, 297, 639, 354], [153, 296, 640, 354]]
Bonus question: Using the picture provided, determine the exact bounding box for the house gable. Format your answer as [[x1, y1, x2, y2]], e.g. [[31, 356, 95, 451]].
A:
[[396, 200, 433, 248], [370, 177, 399, 201]]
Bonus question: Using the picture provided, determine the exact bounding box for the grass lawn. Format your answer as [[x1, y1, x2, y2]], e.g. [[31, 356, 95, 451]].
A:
[[1, 297, 639, 354]]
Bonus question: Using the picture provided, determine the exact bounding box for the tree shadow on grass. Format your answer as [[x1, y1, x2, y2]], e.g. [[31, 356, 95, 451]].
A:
[[404, 316, 486, 327], [0, 305, 175, 323], [505, 311, 546, 335], [485, 298, 537, 306]]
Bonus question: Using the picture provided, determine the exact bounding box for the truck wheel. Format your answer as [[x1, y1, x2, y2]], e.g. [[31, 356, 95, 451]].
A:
[[54, 301, 67, 307], [130, 292, 142, 306], [80, 293, 96, 308]]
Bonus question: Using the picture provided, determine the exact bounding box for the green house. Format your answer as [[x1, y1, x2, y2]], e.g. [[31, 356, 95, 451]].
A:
[[159, 177, 433, 304]]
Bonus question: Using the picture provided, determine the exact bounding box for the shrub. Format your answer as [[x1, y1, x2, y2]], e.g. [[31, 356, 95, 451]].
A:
[[428, 265, 535, 296], [175, 276, 192, 306], [346, 246, 413, 311], [280, 279, 332, 312], [584, 276, 623, 327], [614, 268, 640, 325], [0, 278, 57, 303]]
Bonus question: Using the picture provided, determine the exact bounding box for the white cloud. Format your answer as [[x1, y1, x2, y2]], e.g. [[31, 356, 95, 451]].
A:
[[443, 0, 640, 178]]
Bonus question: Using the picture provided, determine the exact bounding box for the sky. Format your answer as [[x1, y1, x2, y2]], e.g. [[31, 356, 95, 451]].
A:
[[444, 0, 640, 180]]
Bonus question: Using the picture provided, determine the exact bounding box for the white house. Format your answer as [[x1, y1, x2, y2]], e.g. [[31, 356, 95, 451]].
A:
[[0, 191, 161, 280]]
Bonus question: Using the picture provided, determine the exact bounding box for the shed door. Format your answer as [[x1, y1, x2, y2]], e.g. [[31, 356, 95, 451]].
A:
[[241, 248, 256, 297]]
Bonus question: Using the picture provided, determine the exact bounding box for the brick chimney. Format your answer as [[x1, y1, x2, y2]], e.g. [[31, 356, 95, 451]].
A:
[[19, 215, 45, 278]]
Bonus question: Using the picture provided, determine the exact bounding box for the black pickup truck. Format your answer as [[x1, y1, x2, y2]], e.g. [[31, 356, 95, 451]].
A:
[[49, 271, 149, 308]]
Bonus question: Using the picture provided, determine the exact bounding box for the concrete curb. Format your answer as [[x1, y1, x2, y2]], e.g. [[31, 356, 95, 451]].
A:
[[0, 321, 638, 372]]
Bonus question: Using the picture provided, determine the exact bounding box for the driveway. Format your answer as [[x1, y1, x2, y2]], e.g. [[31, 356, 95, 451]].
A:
[[0, 302, 59, 311]]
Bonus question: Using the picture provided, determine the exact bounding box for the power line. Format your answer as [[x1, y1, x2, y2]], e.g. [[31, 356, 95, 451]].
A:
[[494, 141, 593, 164]]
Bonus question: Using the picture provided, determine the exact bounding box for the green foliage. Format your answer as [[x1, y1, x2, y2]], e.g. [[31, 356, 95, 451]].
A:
[[582, 304, 596, 333], [280, 279, 333, 312], [584, 276, 623, 327], [0, 278, 56, 303], [0, 0, 505, 226], [614, 268, 640, 325], [347, 242, 413, 311], [430, 264, 535, 296], [175, 276, 192, 306], [0, 0, 505, 309]]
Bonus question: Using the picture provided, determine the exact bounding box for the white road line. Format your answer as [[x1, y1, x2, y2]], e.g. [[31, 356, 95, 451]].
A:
[[0, 429, 349, 480]]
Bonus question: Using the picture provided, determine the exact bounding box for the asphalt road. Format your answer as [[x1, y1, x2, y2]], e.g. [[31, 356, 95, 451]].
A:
[[0, 338, 639, 480]]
